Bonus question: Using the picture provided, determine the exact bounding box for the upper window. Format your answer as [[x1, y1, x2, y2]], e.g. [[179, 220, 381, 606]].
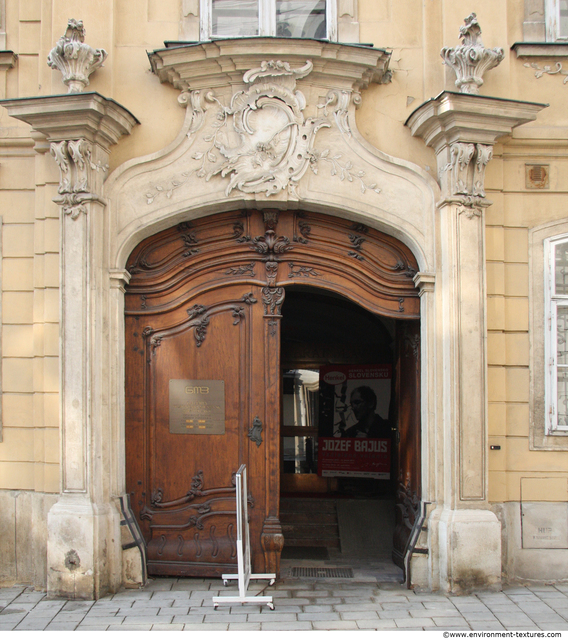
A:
[[546, 0, 568, 41], [545, 235, 568, 432], [200, 0, 337, 41]]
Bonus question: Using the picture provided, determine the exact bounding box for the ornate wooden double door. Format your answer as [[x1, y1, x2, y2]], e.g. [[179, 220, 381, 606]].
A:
[[125, 209, 421, 578]]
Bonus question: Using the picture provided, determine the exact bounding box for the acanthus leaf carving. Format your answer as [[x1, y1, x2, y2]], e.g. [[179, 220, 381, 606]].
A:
[[440, 142, 493, 217], [262, 286, 285, 316], [472, 144, 493, 197], [50, 138, 107, 219], [250, 231, 291, 257]]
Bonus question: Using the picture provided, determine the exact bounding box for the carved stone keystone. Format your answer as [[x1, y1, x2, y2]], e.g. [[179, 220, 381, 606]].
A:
[[441, 13, 504, 95], [48, 19, 107, 93]]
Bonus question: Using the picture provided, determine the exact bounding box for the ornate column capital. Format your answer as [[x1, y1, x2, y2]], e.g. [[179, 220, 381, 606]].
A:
[[0, 93, 138, 219], [405, 91, 546, 208]]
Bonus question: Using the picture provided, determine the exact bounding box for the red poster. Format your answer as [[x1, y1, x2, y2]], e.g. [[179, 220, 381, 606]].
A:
[[317, 438, 391, 479]]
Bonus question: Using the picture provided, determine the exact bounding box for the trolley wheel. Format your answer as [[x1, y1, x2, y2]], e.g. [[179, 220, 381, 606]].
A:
[[223, 580, 229, 586], [269, 578, 275, 586], [267, 602, 275, 611]]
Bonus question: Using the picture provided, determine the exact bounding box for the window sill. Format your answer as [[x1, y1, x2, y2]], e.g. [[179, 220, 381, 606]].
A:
[[512, 42, 568, 57]]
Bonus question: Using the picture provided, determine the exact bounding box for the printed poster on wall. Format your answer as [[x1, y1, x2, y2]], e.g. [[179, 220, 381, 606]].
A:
[[317, 364, 392, 479]]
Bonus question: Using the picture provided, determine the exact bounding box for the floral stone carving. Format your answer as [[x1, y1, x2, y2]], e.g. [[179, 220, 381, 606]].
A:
[[47, 19, 107, 93], [440, 13, 504, 95], [146, 60, 382, 203], [525, 61, 568, 85]]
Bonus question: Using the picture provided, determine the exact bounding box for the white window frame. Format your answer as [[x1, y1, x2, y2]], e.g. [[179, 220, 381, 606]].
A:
[[544, 233, 568, 433], [199, 0, 337, 42], [545, 0, 568, 41]]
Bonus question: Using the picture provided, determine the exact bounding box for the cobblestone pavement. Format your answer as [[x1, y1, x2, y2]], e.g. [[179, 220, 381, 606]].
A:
[[2, 573, 568, 632]]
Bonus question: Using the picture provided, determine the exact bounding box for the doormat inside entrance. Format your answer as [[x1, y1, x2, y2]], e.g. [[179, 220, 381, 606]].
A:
[[282, 546, 329, 560], [290, 566, 354, 578]]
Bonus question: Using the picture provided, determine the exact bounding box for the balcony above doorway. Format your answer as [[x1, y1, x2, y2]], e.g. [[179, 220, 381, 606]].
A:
[[148, 37, 392, 97]]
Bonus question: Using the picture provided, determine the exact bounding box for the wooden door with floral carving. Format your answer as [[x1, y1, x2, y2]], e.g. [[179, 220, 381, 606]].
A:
[[125, 209, 421, 578]]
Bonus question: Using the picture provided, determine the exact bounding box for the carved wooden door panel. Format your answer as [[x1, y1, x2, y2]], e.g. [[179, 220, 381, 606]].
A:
[[125, 212, 283, 577], [392, 320, 422, 580]]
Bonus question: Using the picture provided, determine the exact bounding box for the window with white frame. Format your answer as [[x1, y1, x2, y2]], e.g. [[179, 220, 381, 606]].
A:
[[199, 0, 337, 41], [545, 0, 568, 41], [545, 234, 568, 432]]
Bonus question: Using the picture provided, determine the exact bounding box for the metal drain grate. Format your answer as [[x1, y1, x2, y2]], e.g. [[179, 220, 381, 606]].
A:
[[290, 567, 354, 578]]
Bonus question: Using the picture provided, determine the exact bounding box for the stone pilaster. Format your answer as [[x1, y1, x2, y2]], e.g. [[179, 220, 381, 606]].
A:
[[406, 91, 545, 592], [0, 93, 138, 599]]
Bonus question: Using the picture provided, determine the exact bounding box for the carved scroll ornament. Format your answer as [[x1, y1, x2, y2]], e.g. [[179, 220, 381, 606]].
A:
[[146, 60, 383, 203], [141, 470, 255, 531]]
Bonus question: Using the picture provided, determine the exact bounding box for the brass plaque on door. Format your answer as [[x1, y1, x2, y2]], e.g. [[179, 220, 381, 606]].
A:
[[169, 380, 225, 434]]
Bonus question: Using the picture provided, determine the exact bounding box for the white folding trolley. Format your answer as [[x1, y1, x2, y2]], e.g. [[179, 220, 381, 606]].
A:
[[212, 464, 276, 610]]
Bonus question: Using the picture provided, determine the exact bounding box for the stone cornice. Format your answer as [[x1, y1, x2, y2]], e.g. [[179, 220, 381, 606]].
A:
[[512, 42, 568, 58], [148, 38, 392, 94], [414, 271, 435, 296], [405, 91, 548, 152], [0, 92, 139, 147], [0, 50, 16, 70]]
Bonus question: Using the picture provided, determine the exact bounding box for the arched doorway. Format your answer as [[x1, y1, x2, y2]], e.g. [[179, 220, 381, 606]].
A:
[[124, 209, 421, 580]]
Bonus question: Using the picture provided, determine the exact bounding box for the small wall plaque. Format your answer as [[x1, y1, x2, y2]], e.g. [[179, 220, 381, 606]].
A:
[[525, 164, 549, 189], [521, 502, 568, 549], [169, 379, 225, 434]]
